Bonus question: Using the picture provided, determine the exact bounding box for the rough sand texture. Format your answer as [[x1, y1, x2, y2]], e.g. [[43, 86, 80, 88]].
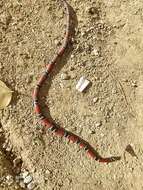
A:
[[0, 127, 22, 189], [0, 0, 143, 189]]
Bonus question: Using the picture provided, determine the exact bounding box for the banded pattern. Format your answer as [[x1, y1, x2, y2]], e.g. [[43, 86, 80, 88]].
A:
[[32, 0, 120, 163]]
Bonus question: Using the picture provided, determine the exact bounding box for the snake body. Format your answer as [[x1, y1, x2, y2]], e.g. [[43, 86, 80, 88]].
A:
[[32, 0, 120, 163]]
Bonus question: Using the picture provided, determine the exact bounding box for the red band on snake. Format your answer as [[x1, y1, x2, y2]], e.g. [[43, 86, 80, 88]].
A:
[[32, 0, 120, 164]]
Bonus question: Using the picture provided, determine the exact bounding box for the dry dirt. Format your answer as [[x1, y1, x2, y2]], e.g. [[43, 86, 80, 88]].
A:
[[0, 0, 143, 189]]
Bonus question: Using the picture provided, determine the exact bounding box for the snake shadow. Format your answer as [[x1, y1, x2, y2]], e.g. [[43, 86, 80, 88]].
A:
[[38, 3, 121, 163]]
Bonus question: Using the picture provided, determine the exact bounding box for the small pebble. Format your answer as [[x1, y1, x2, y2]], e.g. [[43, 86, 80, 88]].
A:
[[112, 89, 117, 94], [131, 81, 137, 87], [45, 169, 50, 175], [90, 130, 95, 134], [70, 54, 74, 59], [87, 7, 99, 15], [13, 157, 22, 167], [14, 167, 21, 175], [81, 31, 86, 37], [5, 145, 12, 152], [6, 175, 14, 185], [92, 49, 99, 56], [19, 181, 26, 188], [61, 73, 70, 80], [54, 39, 61, 46], [100, 133, 104, 137], [93, 97, 99, 103], [95, 121, 102, 127], [122, 78, 128, 82], [70, 73, 76, 79], [22, 171, 29, 179], [69, 66, 75, 71], [23, 175, 33, 184], [27, 181, 36, 190], [2, 142, 7, 149], [26, 75, 33, 84]]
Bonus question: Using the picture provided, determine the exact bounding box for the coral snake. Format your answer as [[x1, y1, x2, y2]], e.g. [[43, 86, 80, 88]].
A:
[[32, 0, 120, 163]]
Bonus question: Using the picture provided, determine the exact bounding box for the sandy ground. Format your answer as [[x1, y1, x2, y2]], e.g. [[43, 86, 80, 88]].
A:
[[0, 151, 20, 190], [0, 0, 143, 189], [0, 126, 21, 190]]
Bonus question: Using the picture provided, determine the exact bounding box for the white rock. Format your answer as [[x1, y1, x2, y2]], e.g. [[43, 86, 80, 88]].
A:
[[22, 171, 29, 179], [27, 181, 36, 190], [6, 175, 14, 185], [81, 31, 86, 36], [23, 175, 33, 184], [71, 54, 74, 59], [76, 77, 90, 92], [45, 169, 50, 175], [131, 81, 137, 87], [92, 49, 99, 56], [95, 121, 102, 127], [6, 145, 12, 152], [55, 39, 61, 46], [100, 133, 104, 137], [93, 97, 99, 103]]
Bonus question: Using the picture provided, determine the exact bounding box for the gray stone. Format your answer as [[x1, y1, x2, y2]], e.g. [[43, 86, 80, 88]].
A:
[[23, 175, 33, 184], [27, 181, 36, 190]]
